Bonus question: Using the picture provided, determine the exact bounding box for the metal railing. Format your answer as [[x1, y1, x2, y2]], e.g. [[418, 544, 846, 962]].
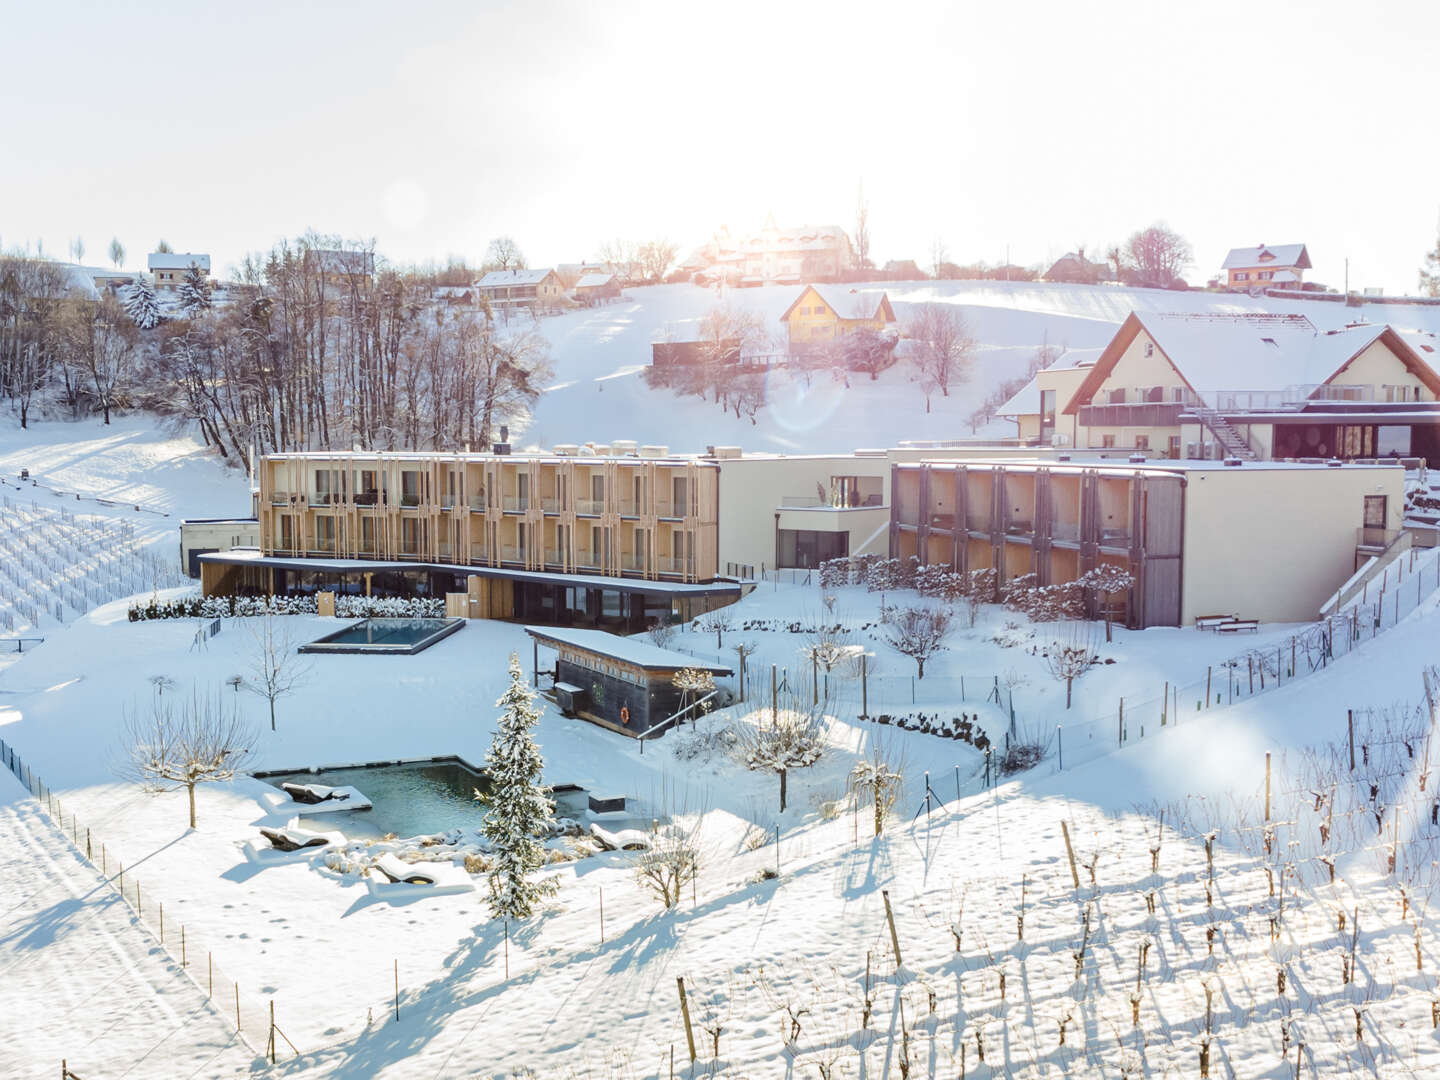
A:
[[637, 690, 721, 754], [1078, 403, 1185, 427]]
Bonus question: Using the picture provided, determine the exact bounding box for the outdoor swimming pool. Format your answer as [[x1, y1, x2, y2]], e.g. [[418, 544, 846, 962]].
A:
[[298, 617, 464, 654], [260, 757, 590, 839]]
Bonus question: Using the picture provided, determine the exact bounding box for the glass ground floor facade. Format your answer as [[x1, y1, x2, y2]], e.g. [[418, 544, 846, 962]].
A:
[[199, 556, 738, 632]]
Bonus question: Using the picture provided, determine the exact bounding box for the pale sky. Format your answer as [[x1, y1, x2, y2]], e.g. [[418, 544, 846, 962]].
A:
[[4, 0, 1440, 292]]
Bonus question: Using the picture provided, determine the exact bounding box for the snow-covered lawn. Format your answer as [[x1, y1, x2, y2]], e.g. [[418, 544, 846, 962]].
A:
[[1, 566, 1438, 1074]]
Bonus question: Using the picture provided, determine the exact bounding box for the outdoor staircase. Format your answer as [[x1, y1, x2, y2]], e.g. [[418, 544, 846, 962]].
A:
[[1191, 408, 1256, 460]]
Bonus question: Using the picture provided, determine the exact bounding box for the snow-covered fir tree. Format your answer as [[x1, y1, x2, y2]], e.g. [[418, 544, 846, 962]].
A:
[[480, 652, 558, 920], [177, 263, 212, 312], [124, 275, 161, 329]]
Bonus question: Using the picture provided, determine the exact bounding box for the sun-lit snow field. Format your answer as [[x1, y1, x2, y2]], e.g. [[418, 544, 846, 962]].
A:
[[6, 280, 1440, 1076], [519, 279, 1440, 453]]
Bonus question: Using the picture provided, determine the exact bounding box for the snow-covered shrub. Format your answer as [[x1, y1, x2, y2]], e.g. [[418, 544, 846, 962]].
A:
[[867, 556, 916, 592], [852, 554, 880, 588], [128, 592, 443, 621], [819, 556, 851, 589], [671, 723, 739, 763]]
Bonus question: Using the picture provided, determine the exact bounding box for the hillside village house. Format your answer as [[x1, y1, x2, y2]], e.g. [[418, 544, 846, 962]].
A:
[[685, 217, 856, 286], [573, 272, 621, 305], [1042, 251, 1114, 285], [475, 268, 566, 315], [780, 284, 896, 350], [147, 252, 210, 292], [1222, 243, 1312, 290], [890, 457, 1407, 627], [1001, 312, 1440, 462]]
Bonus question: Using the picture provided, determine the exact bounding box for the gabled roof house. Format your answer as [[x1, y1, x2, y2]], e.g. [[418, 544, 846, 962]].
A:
[[1221, 243, 1312, 290]]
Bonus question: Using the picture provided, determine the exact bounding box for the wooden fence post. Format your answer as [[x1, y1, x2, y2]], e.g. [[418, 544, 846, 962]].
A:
[[677, 977, 697, 1062], [882, 889, 903, 968], [1348, 710, 1355, 771], [1265, 752, 1272, 822], [1061, 820, 1080, 889]]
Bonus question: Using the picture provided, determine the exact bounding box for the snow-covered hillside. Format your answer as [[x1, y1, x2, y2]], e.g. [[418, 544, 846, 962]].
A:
[[519, 280, 1440, 453]]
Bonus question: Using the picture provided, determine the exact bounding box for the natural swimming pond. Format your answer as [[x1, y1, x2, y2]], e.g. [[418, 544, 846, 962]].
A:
[[298, 617, 464, 655], [259, 757, 590, 839]]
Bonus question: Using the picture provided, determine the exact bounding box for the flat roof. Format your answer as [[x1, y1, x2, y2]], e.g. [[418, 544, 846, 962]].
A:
[[901, 457, 1403, 478], [197, 549, 744, 596], [525, 626, 732, 673], [263, 451, 713, 467]]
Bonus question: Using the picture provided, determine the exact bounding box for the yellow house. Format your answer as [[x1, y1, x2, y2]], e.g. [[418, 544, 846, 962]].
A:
[[780, 284, 895, 348], [1061, 312, 1440, 461], [1221, 243, 1311, 290]]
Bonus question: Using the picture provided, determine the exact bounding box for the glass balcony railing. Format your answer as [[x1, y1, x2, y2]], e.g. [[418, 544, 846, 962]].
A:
[[656, 556, 687, 574], [574, 549, 601, 569], [469, 543, 488, 561], [499, 545, 523, 563], [543, 547, 561, 565], [502, 496, 527, 512], [575, 499, 604, 515], [468, 495, 486, 511]]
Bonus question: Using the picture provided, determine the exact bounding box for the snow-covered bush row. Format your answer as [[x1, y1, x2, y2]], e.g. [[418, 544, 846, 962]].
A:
[[335, 595, 445, 618], [868, 710, 993, 752], [128, 594, 446, 621]]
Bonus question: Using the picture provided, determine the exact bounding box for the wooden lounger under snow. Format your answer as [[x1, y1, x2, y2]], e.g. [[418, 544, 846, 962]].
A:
[[281, 782, 350, 805], [372, 854, 440, 885], [589, 823, 652, 852], [259, 826, 332, 852]]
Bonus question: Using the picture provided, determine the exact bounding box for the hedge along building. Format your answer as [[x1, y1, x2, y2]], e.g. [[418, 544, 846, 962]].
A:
[[890, 458, 1406, 628], [198, 447, 740, 632], [525, 626, 732, 738], [1049, 312, 1440, 461]]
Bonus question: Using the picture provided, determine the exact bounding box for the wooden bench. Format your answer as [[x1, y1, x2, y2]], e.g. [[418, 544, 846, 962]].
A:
[[1216, 619, 1259, 634], [1194, 614, 1237, 631]]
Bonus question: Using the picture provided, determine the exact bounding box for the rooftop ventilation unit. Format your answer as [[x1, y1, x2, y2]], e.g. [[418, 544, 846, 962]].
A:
[[1128, 453, 1146, 464], [706, 445, 743, 459], [552, 444, 579, 456], [1223, 457, 1244, 467], [611, 439, 639, 456], [640, 445, 669, 458]]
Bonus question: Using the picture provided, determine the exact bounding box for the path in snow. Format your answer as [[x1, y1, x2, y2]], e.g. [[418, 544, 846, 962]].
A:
[[0, 767, 255, 1077]]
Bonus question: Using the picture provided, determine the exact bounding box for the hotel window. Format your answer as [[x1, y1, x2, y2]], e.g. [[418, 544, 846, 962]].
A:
[[400, 470, 423, 506], [1101, 434, 1117, 448], [315, 515, 335, 551], [278, 514, 294, 551], [1134, 435, 1150, 450], [1167, 435, 1181, 459]]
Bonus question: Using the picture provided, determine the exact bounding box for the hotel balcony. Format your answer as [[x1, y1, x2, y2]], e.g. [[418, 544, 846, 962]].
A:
[[270, 489, 293, 505], [543, 547, 562, 566], [1077, 402, 1185, 427], [469, 542, 488, 561], [656, 555, 688, 575], [575, 499, 604, 515], [574, 548, 601, 570], [468, 495, 487, 511], [499, 545, 524, 564], [502, 496, 528, 512]]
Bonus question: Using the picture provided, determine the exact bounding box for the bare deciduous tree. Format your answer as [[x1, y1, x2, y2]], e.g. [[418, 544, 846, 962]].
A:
[[1045, 621, 1098, 708], [738, 695, 826, 812], [108, 237, 126, 269], [849, 738, 905, 837], [118, 688, 257, 828], [244, 615, 312, 731], [1079, 564, 1135, 642], [1123, 222, 1192, 288], [906, 304, 974, 409], [632, 817, 702, 910], [885, 606, 952, 679], [483, 235, 525, 271], [700, 610, 733, 648]]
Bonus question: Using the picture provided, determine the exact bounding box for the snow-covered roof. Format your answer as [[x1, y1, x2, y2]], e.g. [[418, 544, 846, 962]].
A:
[[996, 376, 1041, 418], [1067, 312, 1439, 410], [781, 284, 893, 323], [476, 268, 556, 288], [525, 626, 733, 673], [574, 272, 615, 288], [1221, 244, 1311, 270], [148, 252, 210, 272]]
